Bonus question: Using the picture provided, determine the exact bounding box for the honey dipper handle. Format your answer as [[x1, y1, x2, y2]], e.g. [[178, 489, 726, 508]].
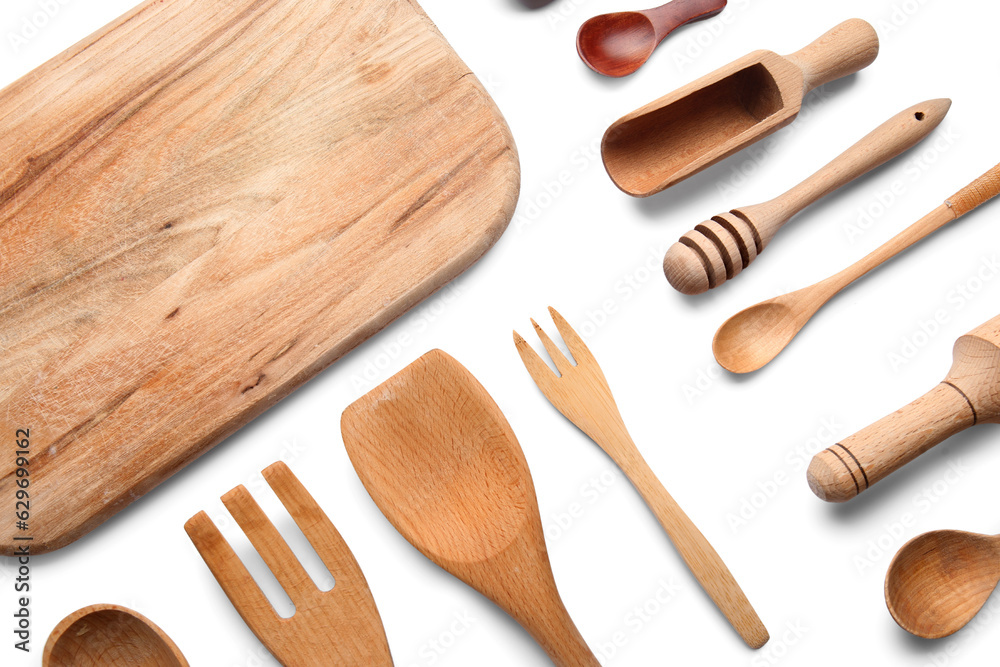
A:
[[807, 383, 975, 502], [776, 100, 950, 220], [787, 19, 879, 93], [949, 162, 1000, 217]]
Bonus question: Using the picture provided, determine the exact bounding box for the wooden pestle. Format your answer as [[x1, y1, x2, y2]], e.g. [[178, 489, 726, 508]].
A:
[[664, 99, 951, 295], [809, 312, 1000, 502]]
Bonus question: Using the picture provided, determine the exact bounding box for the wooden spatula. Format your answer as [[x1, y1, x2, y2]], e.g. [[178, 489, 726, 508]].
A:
[[808, 312, 1000, 502], [341, 350, 599, 667], [185, 462, 392, 666]]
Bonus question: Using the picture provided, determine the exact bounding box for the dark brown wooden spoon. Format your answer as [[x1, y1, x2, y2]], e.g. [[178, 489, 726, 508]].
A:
[[577, 0, 727, 77]]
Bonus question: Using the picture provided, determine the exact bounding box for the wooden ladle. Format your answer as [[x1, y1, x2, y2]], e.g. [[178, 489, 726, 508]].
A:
[[43, 604, 187, 666], [886, 530, 1000, 639], [603, 19, 879, 196], [341, 350, 598, 667], [713, 162, 1000, 374], [577, 0, 727, 77]]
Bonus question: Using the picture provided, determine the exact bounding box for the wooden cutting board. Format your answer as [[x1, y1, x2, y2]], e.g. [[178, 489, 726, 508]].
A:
[[0, 0, 519, 555]]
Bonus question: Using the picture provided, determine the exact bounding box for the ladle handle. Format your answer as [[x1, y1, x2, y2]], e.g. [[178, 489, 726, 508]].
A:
[[807, 382, 976, 502], [787, 19, 879, 93]]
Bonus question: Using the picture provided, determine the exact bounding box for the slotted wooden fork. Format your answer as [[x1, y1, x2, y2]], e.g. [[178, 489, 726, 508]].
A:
[[185, 461, 393, 666], [514, 307, 769, 649]]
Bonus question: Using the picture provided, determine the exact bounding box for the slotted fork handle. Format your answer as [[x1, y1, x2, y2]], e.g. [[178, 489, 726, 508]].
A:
[[607, 426, 769, 649]]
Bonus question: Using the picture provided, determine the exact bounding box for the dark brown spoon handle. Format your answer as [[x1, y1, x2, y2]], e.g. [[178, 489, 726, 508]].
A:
[[642, 0, 727, 43]]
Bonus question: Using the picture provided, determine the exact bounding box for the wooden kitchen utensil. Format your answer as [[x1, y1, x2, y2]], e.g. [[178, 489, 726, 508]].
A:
[[515, 308, 769, 649], [0, 0, 519, 555], [886, 529, 1000, 639], [43, 604, 188, 667], [341, 350, 599, 667], [577, 0, 727, 77], [602, 18, 878, 196], [185, 462, 393, 666], [664, 99, 951, 295], [808, 312, 1000, 502], [714, 162, 1000, 374]]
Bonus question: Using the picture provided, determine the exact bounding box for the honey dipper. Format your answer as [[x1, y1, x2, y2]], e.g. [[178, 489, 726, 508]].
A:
[[663, 99, 951, 295]]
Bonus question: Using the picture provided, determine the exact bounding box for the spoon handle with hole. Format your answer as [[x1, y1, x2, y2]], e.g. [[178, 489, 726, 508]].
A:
[[815, 162, 1000, 299], [808, 299, 1000, 502]]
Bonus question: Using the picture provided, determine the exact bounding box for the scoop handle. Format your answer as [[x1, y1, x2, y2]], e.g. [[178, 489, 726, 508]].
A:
[[807, 382, 976, 502], [787, 18, 879, 93]]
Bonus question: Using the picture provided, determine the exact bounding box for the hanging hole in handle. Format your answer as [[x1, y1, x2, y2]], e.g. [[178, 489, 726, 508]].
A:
[[915, 112, 926, 121]]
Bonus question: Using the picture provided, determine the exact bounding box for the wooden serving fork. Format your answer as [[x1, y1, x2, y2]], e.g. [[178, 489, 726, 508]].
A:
[[514, 308, 768, 649], [185, 462, 393, 666]]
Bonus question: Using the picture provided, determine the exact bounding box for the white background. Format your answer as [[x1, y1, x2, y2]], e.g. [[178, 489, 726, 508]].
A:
[[3, 0, 1000, 665]]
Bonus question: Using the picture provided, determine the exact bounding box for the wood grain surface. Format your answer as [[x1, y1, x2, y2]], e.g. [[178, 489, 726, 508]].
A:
[[0, 0, 519, 555]]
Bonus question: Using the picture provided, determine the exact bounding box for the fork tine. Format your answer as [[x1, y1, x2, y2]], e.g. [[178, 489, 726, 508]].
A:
[[262, 462, 366, 586], [514, 330, 559, 393], [549, 307, 597, 367], [222, 484, 317, 604], [531, 318, 575, 375], [185, 511, 276, 623]]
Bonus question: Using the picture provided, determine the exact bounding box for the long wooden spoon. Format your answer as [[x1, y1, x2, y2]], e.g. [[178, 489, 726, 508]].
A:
[[577, 0, 727, 77], [714, 162, 1000, 373], [341, 350, 598, 667], [43, 604, 187, 666], [886, 530, 1000, 639]]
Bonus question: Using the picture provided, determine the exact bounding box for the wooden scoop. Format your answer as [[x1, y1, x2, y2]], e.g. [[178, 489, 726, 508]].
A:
[[809, 313, 1000, 502], [43, 604, 187, 666], [886, 530, 1000, 639], [577, 0, 727, 77], [341, 350, 598, 667], [664, 99, 951, 295], [714, 162, 1000, 374], [602, 19, 879, 197]]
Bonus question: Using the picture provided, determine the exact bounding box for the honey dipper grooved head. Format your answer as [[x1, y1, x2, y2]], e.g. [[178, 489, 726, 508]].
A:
[[664, 242, 711, 295]]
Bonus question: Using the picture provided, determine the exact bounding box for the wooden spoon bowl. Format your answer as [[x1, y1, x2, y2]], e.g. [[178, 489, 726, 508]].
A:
[[341, 349, 598, 666], [43, 604, 187, 666], [577, 0, 727, 77], [886, 530, 1000, 639]]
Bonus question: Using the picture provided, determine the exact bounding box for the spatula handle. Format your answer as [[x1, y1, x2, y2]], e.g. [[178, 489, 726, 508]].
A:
[[788, 19, 879, 93], [807, 383, 975, 502]]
